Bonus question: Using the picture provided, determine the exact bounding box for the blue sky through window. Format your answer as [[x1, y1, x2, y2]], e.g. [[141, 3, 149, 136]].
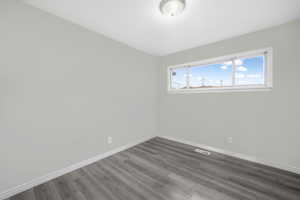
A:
[[170, 55, 265, 89], [235, 56, 264, 85], [190, 63, 233, 87]]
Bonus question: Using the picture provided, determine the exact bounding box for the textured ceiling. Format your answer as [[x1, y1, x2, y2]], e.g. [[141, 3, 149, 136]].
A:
[[24, 0, 300, 56]]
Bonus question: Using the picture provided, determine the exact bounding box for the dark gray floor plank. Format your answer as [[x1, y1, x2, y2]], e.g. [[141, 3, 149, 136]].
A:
[[5, 137, 300, 200], [141, 139, 300, 199], [9, 189, 36, 200], [33, 182, 62, 200]]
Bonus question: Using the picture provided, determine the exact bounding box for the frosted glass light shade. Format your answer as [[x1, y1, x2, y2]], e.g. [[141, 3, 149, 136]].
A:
[[160, 0, 186, 16]]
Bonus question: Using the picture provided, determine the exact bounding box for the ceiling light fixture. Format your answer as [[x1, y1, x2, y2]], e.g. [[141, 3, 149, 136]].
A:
[[159, 0, 186, 17]]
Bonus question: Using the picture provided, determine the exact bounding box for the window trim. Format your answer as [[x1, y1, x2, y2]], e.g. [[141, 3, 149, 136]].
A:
[[167, 48, 273, 94]]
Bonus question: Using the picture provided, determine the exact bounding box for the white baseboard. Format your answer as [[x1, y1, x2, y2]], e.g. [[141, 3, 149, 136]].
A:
[[0, 136, 154, 200], [161, 136, 300, 175]]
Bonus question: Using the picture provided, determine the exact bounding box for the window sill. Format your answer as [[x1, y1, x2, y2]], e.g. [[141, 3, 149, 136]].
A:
[[167, 86, 272, 94]]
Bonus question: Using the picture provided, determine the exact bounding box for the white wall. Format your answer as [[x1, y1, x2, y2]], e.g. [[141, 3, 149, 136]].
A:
[[159, 20, 300, 170], [0, 0, 158, 192]]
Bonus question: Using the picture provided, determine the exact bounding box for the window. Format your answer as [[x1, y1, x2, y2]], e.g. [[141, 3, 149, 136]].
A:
[[168, 48, 272, 93]]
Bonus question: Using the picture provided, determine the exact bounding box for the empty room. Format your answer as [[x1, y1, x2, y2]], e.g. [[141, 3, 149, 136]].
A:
[[1, 0, 300, 199]]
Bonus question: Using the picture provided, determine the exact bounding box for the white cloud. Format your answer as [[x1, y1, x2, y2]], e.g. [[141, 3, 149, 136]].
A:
[[235, 73, 245, 78], [237, 66, 247, 72], [247, 74, 261, 78], [220, 65, 228, 70], [224, 61, 232, 66], [235, 59, 243, 65]]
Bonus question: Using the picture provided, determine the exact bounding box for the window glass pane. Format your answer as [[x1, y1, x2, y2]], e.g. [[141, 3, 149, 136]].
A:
[[189, 62, 233, 89], [235, 56, 265, 86], [170, 67, 187, 89]]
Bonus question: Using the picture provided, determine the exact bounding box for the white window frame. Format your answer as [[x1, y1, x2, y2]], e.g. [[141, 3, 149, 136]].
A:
[[167, 48, 273, 94]]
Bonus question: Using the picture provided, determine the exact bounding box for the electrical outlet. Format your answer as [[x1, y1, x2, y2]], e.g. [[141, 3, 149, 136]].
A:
[[107, 137, 113, 144], [227, 137, 233, 144]]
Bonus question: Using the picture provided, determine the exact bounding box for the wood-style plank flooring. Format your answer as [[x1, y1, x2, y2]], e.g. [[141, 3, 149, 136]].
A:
[[7, 137, 300, 200]]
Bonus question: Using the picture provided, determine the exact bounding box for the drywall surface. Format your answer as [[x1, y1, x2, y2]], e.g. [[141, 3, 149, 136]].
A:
[[0, 0, 158, 192], [160, 20, 300, 169]]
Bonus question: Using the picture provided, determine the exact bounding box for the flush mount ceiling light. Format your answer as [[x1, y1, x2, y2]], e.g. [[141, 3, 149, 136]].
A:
[[159, 0, 186, 17]]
